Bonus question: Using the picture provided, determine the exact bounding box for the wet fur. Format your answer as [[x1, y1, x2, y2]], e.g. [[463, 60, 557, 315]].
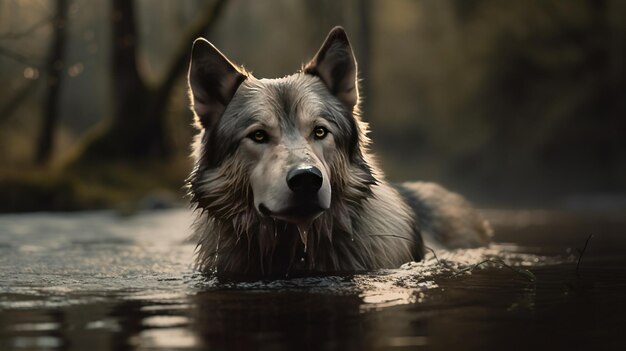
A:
[[187, 28, 491, 278]]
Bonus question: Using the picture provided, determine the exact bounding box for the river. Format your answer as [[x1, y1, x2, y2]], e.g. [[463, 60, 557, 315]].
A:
[[1, 208, 625, 350]]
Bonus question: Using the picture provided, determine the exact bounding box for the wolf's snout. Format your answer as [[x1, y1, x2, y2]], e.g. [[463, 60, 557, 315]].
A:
[[286, 165, 323, 195]]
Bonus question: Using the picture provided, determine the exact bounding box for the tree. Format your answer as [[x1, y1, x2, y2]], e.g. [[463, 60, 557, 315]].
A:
[[76, 0, 229, 162], [36, 0, 68, 165]]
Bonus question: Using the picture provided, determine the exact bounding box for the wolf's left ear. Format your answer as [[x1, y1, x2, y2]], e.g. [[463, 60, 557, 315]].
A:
[[304, 26, 359, 110], [188, 38, 246, 129]]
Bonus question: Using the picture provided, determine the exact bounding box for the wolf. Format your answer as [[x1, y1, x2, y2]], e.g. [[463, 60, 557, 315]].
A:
[[186, 27, 491, 278]]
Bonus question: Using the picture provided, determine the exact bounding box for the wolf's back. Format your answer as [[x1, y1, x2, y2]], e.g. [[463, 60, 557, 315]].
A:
[[395, 182, 493, 250]]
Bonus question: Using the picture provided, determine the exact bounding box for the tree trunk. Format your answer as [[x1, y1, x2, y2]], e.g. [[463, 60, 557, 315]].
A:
[[36, 0, 68, 165], [110, 0, 162, 158], [76, 0, 228, 163]]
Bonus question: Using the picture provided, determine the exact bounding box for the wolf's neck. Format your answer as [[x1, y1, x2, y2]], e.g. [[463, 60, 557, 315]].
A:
[[193, 207, 416, 277]]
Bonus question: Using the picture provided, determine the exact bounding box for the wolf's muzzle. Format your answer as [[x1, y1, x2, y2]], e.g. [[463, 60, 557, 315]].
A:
[[286, 164, 323, 195]]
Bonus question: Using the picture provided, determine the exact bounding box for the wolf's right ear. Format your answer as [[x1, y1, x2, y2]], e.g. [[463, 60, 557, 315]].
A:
[[188, 38, 246, 129]]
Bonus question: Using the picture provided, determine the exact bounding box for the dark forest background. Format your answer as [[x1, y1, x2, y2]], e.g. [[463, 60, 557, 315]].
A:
[[0, 0, 625, 212]]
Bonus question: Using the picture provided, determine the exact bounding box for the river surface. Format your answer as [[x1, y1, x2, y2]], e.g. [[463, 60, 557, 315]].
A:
[[0, 208, 625, 350]]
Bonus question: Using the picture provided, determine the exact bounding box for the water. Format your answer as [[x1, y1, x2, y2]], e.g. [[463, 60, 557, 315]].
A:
[[1, 209, 625, 350]]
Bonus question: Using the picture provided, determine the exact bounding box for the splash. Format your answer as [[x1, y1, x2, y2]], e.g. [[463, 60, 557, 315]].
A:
[[0, 209, 575, 312]]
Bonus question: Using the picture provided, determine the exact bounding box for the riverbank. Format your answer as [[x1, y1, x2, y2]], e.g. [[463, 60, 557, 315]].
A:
[[0, 159, 189, 213]]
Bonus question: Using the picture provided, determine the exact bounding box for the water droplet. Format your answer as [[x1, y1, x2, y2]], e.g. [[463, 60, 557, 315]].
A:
[[213, 230, 221, 273], [296, 224, 310, 253]]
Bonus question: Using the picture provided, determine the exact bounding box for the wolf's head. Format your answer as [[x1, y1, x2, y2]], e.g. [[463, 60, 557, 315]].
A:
[[187, 27, 375, 242]]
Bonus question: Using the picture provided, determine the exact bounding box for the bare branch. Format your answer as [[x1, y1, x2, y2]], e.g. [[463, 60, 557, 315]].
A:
[[576, 234, 594, 277], [0, 46, 40, 67], [0, 16, 53, 40], [0, 80, 40, 123]]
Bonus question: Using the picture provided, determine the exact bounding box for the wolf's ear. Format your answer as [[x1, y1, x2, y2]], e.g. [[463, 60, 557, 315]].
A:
[[188, 38, 246, 129], [304, 26, 358, 110]]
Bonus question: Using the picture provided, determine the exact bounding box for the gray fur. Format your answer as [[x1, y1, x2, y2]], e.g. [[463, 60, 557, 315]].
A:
[[395, 182, 492, 251], [186, 27, 491, 278]]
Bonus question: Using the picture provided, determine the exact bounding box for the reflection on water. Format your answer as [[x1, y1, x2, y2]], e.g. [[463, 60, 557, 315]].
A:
[[0, 209, 625, 350]]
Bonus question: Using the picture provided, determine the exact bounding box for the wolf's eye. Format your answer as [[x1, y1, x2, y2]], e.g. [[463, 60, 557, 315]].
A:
[[249, 130, 269, 143], [313, 126, 328, 140]]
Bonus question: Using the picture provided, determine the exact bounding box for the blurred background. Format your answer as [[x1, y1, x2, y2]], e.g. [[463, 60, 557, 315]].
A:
[[0, 0, 625, 212]]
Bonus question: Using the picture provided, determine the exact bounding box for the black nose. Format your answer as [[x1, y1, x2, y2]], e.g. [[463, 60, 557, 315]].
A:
[[286, 165, 323, 195]]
